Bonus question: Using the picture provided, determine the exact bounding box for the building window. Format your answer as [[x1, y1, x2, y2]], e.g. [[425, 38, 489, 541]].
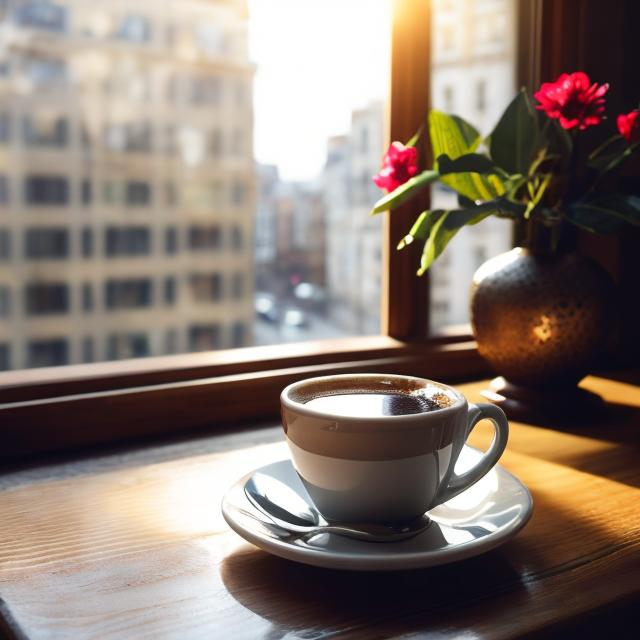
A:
[[0, 175, 8, 204], [82, 283, 93, 311], [163, 125, 177, 155], [231, 321, 246, 348], [107, 333, 150, 360], [81, 179, 92, 205], [476, 79, 487, 113], [165, 329, 177, 354], [27, 339, 68, 368], [189, 273, 222, 303], [231, 225, 243, 250], [164, 277, 176, 305], [25, 283, 69, 314], [82, 337, 94, 363], [24, 56, 67, 87], [115, 15, 151, 44], [474, 245, 488, 269], [165, 227, 178, 254], [188, 225, 221, 251], [165, 182, 177, 206], [210, 129, 223, 158], [0, 229, 10, 259], [25, 175, 69, 205], [15, 1, 67, 32], [231, 272, 244, 299], [0, 112, 10, 143], [104, 122, 152, 153], [105, 279, 153, 310], [0, 287, 10, 317], [0, 343, 9, 371], [190, 75, 222, 105], [25, 228, 68, 259], [105, 227, 151, 256], [81, 227, 93, 258], [360, 126, 369, 153], [443, 85, 454, 112], [188, 324, 221, 351], [125, 181, 151, 206], [103, 181, 123, 205], [22, 114, 67, 147], [232, 180, 246, 207]]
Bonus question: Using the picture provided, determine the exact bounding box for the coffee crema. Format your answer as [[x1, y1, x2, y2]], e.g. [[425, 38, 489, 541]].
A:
[[303, 390, 452, 418]]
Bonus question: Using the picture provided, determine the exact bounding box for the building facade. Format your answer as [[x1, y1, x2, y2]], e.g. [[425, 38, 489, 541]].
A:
[[429, 0, 516, 329], [0, 0, 255, 369], [322, 101, 384, 335]]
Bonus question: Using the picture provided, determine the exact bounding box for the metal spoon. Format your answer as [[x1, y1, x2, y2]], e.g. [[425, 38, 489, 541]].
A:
[[244, 472, 431, 543]]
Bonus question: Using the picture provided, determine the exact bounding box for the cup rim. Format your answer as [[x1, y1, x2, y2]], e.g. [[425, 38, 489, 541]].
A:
[[280, 373, 466, 423]]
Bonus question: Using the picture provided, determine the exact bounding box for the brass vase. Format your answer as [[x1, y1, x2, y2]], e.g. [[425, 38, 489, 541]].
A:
[[470, 245, 615, 419]]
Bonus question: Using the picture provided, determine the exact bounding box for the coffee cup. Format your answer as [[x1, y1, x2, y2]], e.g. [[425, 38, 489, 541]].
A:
[[280, 373, 509, 523]]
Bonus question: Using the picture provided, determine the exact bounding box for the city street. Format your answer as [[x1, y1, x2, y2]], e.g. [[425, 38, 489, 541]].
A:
[[253, 310, 352, 346]]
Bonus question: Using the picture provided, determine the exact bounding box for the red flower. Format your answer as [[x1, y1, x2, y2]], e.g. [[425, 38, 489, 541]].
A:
[[617, 110, 640, 143], [534, 71, 608, 130], [373, 142, 418, 192]]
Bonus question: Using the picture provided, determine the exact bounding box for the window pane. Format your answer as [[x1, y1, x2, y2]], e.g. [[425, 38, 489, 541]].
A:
[[429, 0, 516, 331], [0, 0, 389, 370]]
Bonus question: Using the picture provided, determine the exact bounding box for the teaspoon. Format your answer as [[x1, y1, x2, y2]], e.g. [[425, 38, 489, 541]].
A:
[[244, 472, 431, 543]]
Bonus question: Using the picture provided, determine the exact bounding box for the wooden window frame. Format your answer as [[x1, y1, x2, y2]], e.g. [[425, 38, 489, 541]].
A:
[[1, 0, 636, 461]]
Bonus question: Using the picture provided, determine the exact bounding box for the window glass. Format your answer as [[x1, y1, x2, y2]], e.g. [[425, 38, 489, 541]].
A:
[[0, 0, 390, 370], [429, 0, 516, 331]]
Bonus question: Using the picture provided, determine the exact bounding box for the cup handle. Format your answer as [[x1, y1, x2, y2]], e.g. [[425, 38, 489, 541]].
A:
[[437, 403, 509, 504]]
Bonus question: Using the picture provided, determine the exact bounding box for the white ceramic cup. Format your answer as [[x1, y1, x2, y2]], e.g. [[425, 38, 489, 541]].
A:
[[280, 373, 509, 523]]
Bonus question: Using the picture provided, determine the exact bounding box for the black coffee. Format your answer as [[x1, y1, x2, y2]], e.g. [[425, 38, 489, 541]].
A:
[[304, 391, 443, 418]]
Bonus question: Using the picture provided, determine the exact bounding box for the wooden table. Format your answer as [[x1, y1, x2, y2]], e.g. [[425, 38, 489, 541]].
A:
[[0, 375, 639, 639]]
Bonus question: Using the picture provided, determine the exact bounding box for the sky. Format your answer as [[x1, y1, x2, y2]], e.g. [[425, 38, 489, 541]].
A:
[[248, 0, 391, 182]]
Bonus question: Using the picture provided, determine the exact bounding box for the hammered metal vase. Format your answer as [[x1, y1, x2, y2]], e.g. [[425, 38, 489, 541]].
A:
[[470, 247, 614, 389]]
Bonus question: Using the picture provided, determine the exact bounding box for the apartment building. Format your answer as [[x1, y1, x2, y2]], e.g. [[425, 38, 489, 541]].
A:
[[322, 101, 384, 335], [0, 0, 255, 369], [429, 0, 516, 329]]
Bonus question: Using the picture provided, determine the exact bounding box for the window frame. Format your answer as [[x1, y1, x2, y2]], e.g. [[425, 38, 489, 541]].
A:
[[1, 0, 633, 461]]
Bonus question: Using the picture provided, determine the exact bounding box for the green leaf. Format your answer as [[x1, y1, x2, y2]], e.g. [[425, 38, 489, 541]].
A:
[[546, 119, 573, 159], [588, 139, 640, 176], [406, 124, 424, 148], [429, 111, 481, 158], [567, 204, 626, 234], [588, 134, 625, 162], [437, 153, 499, 175], [397, 209, 445, 249], [489, 89, 539, 175], [429, 111, 504, 200], [523, 173, 552, 219], [573, 195, 640, 227], [417, 209, 490, 275], [370, 170, 439, 214]]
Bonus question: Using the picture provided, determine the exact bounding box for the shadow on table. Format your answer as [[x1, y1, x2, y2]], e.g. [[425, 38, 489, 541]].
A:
[[507, 397, 640, 489], [220, 481, 637, 639], [221, 543, 523, 637]]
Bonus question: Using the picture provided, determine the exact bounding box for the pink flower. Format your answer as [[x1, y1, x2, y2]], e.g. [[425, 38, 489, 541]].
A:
[[373, 142, 418, 192], [617, 110, 640, 143], [534, 71, 608, 130]]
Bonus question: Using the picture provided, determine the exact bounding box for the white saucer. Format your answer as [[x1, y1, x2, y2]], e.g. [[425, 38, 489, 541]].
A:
[[221, 446, 533, 571]]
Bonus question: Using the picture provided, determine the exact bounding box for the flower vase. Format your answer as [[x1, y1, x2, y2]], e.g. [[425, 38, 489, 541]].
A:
[[469, 227, 615, 421]]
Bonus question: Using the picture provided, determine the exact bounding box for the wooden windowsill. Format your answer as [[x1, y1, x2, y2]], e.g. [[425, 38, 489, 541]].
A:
[[0, 336, 484, 462], [0, 372, 638, 639]]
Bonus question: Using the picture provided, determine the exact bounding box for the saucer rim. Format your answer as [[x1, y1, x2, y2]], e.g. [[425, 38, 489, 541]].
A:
[[221, 450, 533, 571]]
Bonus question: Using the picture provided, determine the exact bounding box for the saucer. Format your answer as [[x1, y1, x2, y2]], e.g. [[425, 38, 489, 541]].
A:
[[221, 446, 533, 571]]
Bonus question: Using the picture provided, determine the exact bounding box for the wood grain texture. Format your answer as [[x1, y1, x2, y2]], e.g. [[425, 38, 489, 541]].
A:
[[0, 375, 639, 639], [384, 0, 432, 340], [0, 341, 487, 462]]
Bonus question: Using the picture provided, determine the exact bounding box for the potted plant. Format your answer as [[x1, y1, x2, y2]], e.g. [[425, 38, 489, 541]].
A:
[[371, 71, 640, 418]]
